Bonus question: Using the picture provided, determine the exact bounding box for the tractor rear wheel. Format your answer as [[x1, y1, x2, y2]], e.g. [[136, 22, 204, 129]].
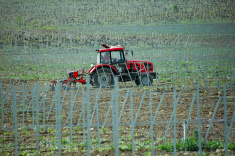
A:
[[135, 74, 153, 86], [93, 68, 114, 87]]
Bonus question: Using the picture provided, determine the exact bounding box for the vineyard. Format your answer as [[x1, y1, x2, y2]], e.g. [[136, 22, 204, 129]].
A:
[[0, 0, 235, 156]]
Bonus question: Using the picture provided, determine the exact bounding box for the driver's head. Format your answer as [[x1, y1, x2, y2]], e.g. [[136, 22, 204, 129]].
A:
[[104, 52, 109, 56]]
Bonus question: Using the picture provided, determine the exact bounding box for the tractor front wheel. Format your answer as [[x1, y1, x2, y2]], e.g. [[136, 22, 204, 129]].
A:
[[135, 74, 153, 86], [93, 68, 114, 87]]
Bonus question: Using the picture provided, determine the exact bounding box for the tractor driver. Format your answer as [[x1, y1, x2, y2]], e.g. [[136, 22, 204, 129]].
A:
[[102, 52, 110, 63]]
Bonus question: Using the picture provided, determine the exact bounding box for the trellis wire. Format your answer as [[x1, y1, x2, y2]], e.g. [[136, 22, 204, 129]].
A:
[[3, 75, 12, 108], [130, 90, 134, 155], [66, 86, 80, 124], [119, 89, 130, 122], [185, 92, 196, 136], [32, 85, 35, 130], [148, 92, 165, 136], [163, 92, 181, 140], [149, 90, 154, 155], [35, 82, 39, 156], [82, 88, 86, 143], [47, 94, 56, 120], [12, 84, 18, 156], [1, 84, 3, 126], [26, 85, 36, 114], [204, 97, 221, 142], [133, 90, 146, 127], [90, 86, 102, 126], [95, 91, 101, 147], [102, 90, 114, 128], [228, 107, 235, 141], [20, 82, 27, 110], [197, 82, 202, 156], [70, 87, 73, 142], [173, 90, 177, 156], [113, 77, 119, 156], [56, 80, 61, 156], [86, 75, 91, 156], [223, 84, 228, 155]]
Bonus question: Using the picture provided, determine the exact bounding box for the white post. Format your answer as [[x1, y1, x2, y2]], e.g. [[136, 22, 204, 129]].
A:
[[183, 121, 186, 141]]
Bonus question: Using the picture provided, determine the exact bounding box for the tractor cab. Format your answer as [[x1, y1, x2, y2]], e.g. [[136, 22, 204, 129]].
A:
[[96, 45, 126, 65]]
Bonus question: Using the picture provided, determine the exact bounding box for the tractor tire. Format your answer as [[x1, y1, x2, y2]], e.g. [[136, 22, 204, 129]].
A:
[[93, 68, 114, 87], [135, 74, 153, 86]]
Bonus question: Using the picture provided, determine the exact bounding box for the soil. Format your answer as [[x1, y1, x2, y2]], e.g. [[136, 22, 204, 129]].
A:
[[0, 78, 235, 155]]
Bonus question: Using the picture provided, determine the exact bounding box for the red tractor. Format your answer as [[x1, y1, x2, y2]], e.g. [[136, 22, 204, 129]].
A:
[[51, 44, 157, 89]]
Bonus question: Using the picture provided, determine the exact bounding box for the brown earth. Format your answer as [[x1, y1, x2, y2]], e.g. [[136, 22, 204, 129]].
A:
[[0, 78, 235, 155]]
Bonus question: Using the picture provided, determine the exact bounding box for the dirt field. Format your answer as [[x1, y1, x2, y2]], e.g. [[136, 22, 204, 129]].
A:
[[0, 78, 235, 155]]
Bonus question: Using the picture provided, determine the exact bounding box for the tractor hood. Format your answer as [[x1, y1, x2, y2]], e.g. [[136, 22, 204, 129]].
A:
[[127, 60, 151, 63], [126, 60, 154, 72]]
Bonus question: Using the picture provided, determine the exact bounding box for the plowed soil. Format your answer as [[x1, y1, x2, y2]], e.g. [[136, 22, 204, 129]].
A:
[[0, 78, 235, 155]]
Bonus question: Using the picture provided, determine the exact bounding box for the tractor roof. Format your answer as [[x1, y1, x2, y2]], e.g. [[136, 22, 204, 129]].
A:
[[96, 44, 124, 52], [98, 47, 124, 52]]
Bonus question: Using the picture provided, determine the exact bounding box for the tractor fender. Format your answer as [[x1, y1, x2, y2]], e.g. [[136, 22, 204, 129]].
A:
[[88, 64, 119, 75]]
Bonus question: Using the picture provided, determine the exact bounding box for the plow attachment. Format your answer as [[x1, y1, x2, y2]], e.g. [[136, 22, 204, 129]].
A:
[[49, 69, 86, 91]]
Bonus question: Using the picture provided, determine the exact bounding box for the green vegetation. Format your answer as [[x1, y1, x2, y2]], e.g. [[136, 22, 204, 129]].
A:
[[1, 0, 234, 30], [1, 126, 235, 155], [158, 137, 203, 152], [101, 127, 107, 134], [172, 3, 179, 13], [228, 142, 235, 151], [157, 132, 235, 153]]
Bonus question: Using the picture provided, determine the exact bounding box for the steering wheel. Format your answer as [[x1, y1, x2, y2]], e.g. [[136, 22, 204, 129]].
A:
[[112, 58, 117, 62]]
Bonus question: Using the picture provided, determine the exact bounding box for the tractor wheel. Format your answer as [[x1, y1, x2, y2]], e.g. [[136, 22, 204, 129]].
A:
[[135, 74, 153, 86], [93, 68, 114, 87]]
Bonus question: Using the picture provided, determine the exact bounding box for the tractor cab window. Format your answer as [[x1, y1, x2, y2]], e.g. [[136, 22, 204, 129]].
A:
[[100, 51, 111, 64], [100, 51, 125, 64], [110, 50, 125, 64]]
